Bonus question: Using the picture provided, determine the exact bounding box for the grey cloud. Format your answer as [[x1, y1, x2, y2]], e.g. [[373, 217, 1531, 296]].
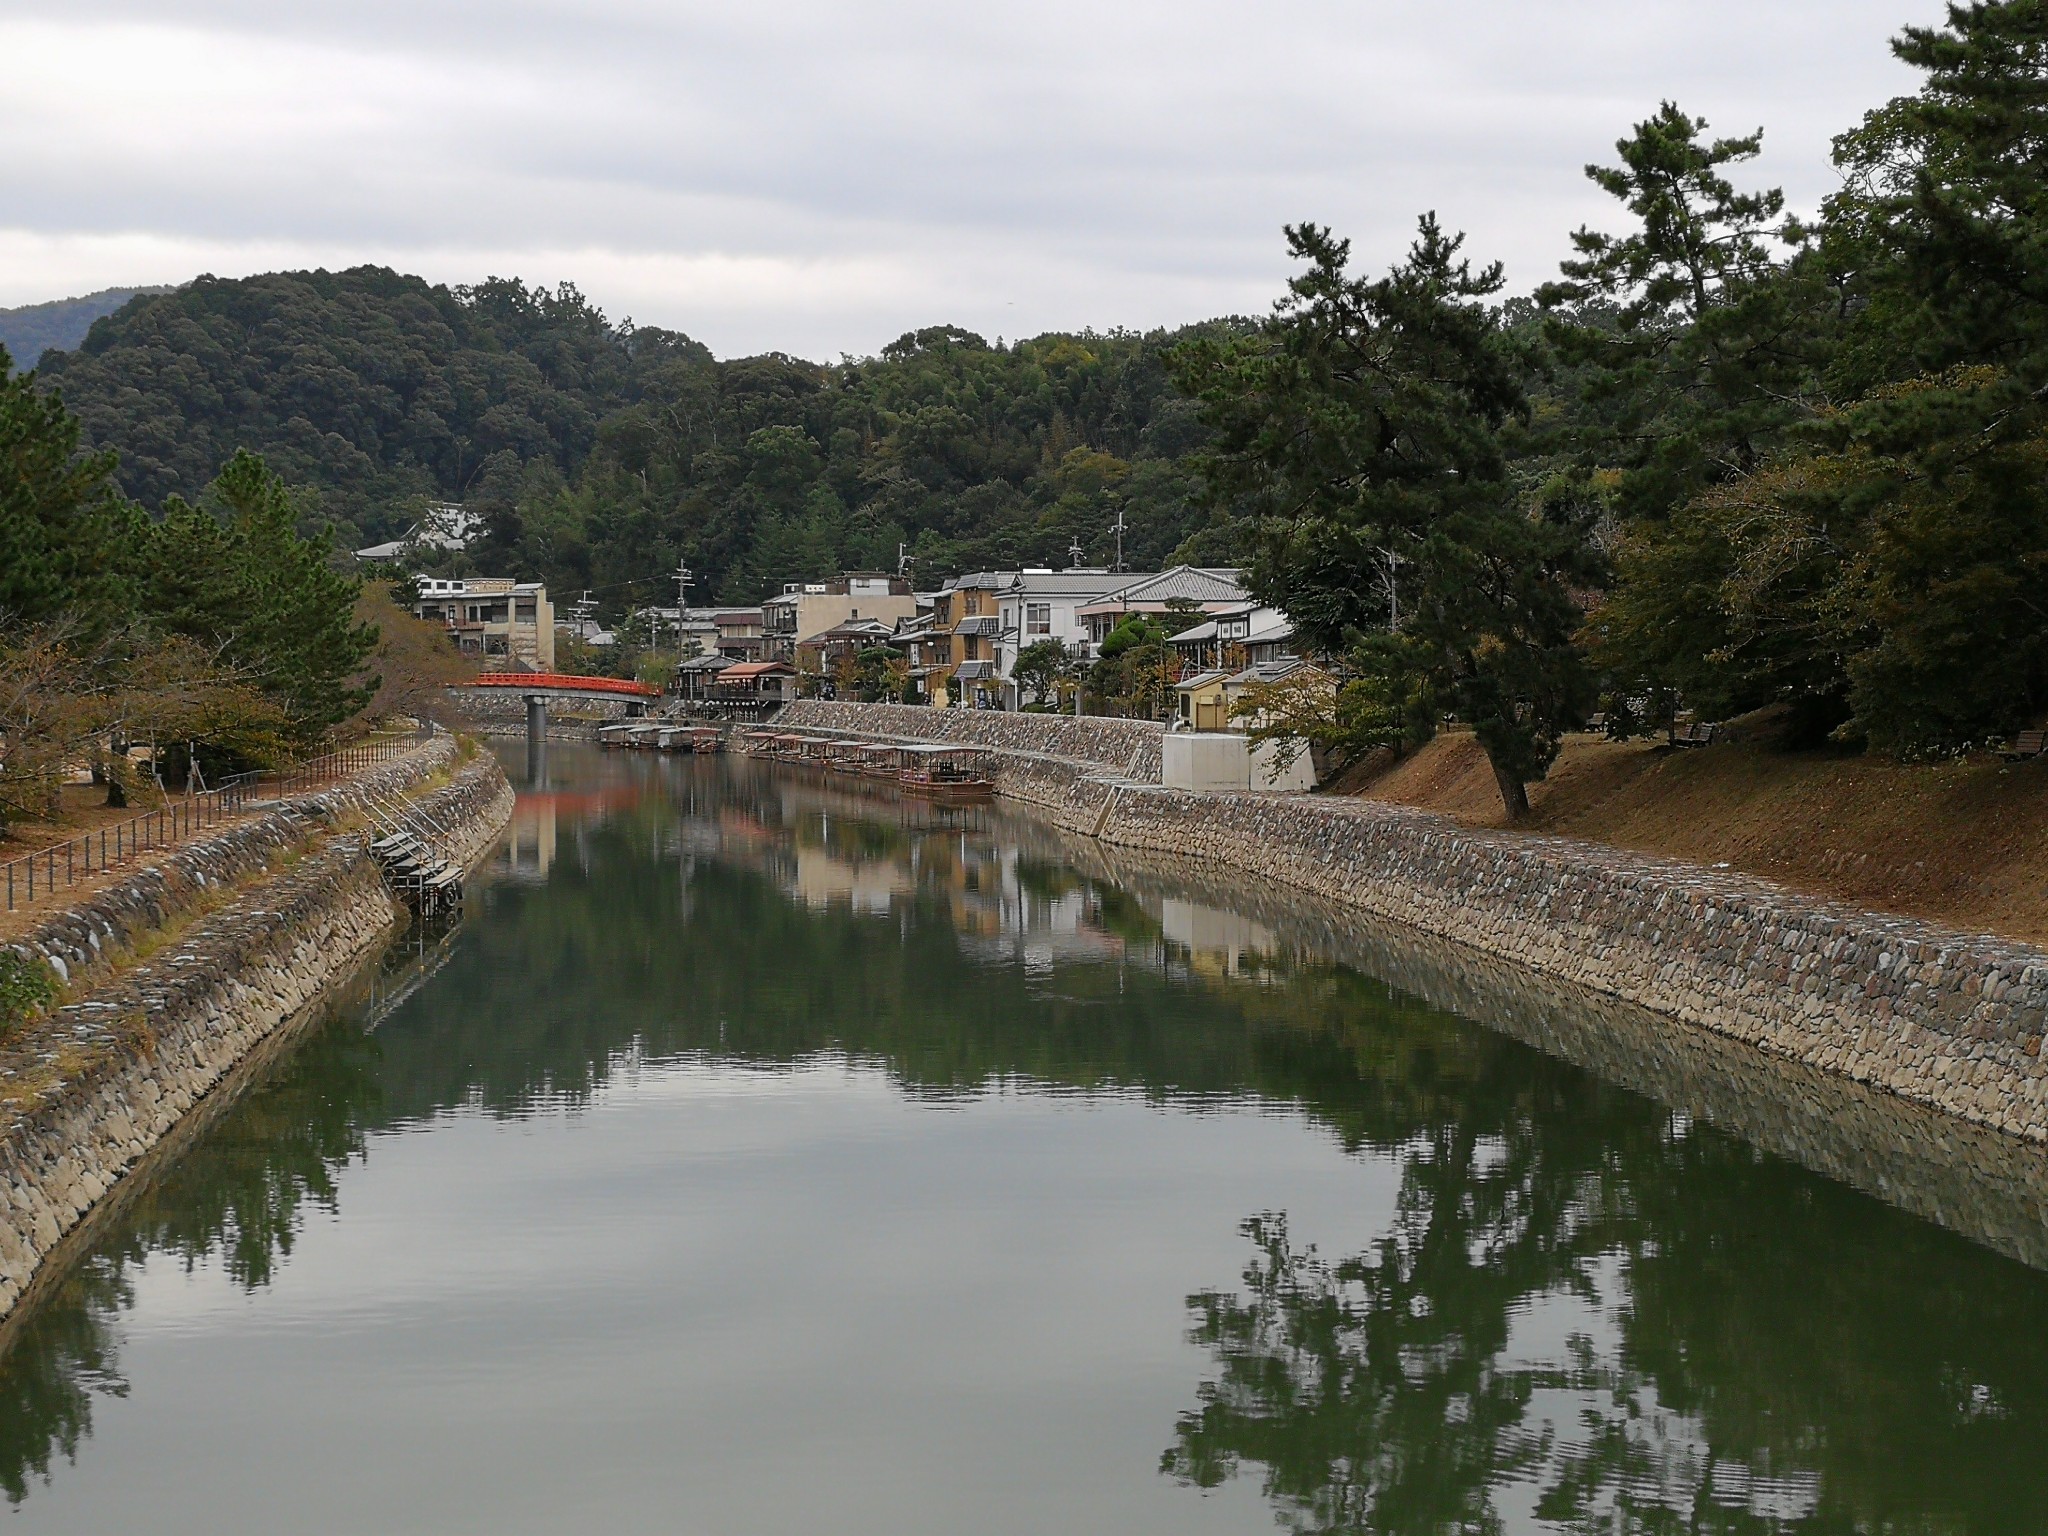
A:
[[0, 0, 1954, 357]]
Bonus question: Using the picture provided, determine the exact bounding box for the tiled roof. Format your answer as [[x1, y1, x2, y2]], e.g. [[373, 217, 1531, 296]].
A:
[[1004, 570, 1136, 597], [951, 615, 1002, 636], [1226, 658, 1320, 687], [953, 660, 997, 680], [812, 618, 898, 640], [1106, 566, 1247, 605], [1243, 619, 1296, 647]]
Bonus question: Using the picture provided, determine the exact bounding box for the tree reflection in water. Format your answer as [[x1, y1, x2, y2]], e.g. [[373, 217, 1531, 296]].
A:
[[4, 755, 2048, 1530], [0, 1015, 384, 1502], [1165, 1108, 2048, 1533]]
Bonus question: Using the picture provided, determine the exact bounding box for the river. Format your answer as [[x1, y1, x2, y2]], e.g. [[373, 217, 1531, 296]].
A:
[[2, 742, 2046, 1534]]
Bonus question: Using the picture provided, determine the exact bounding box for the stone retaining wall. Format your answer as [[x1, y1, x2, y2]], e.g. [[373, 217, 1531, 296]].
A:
[[0, 746, 515, 1321], [1093, 786, 2048, 1140], [1058, 831, 2048, 1269], [449, 688, 640, 725], [777, 700, 1165, 779], [782, 718, 2048, 1144]]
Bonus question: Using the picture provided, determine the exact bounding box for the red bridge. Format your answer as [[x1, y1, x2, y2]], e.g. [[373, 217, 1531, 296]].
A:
[[469, 672, 662, 702]]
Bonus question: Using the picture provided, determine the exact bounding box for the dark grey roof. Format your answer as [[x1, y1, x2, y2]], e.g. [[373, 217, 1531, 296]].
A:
[[1226, 658, 1318, 687], [1243, 619, 1296, 647], [953, 660, 997, 680], [951, 615, 1002, 636], [1106, 565, 1247, 605]]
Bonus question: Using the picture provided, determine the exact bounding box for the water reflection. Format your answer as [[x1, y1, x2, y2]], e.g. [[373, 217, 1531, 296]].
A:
[[1, 747, 2045, 1532]]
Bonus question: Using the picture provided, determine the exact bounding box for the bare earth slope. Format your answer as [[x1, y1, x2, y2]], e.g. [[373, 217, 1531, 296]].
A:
[[1346, 725, 2048, 946]]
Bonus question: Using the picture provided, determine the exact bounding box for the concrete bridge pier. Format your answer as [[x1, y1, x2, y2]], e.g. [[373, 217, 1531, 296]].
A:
[[525, 694, 549, 785]]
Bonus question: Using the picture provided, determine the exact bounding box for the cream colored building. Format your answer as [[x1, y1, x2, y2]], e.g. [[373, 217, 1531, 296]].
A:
[[415, 577, 555, 670], [762, 574, 918, 662]]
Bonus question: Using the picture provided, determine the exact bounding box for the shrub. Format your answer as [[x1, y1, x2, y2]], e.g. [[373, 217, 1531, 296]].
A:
[[0, 952, 59, 1040]]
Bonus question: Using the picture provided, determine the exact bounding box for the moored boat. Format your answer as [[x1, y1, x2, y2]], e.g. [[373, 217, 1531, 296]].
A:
[[896, 745, 995, 803]]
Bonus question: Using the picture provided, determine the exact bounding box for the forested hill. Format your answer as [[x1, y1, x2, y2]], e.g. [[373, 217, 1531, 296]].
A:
[[0, 286, 170, 367], [33, 269, 1244, 606]]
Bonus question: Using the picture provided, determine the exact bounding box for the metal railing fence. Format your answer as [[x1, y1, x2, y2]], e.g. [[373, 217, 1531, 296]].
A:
[[265, 734, 420, 795], [2, 731, 425, 913], [3, 771, 259, 913]]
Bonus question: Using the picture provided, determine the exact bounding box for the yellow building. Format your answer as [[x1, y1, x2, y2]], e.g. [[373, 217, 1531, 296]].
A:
[[1174, 670, 1231, 732]]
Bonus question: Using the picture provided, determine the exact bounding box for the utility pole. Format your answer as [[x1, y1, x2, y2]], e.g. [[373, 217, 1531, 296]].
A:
[[674, 559, 694, 616], [1111, 503, 1127, 573], [897, 542, 916, 582], [1381, 550, 1407, 630], [1067, 536, 1086, 571]]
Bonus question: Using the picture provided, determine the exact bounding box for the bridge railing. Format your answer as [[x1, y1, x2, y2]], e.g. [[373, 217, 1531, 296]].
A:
[[469, 672, 661, 698]]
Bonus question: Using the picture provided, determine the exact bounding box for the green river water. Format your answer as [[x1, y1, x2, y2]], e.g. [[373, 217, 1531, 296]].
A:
[[2, 742, 2047, 1533]]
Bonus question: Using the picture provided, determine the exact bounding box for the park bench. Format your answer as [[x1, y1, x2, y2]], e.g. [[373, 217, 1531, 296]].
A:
[[1671, 721, 1719, 748], [2002, 730, 2048, 762]]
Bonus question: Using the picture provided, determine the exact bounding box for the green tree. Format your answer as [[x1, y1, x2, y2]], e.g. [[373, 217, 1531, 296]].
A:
[[0, 348, 139, 634], [1589, 1, 2048, 755], [1012, 638, 1072, 708], [1538, 104, 1819, 516], [1175, 219, 1600, 816], [137, 451, 379, 742]]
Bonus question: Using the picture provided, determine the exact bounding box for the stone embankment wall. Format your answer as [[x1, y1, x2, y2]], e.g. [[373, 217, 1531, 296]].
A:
[[776, 701, 1164, 779], [1061, 831, 2048, 1270], [449, 688, 640, 727], [12, 736, 462, 994], [774, 701, 2048, 1143], [0, 742, 514, 1321]]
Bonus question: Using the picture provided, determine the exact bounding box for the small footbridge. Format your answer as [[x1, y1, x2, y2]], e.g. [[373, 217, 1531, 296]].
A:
[[468, 673, 665, 748]]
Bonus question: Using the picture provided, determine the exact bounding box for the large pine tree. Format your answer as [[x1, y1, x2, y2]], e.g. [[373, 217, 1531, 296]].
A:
[[0, 347, 140, 635], [1174, 218, 1601, 816]]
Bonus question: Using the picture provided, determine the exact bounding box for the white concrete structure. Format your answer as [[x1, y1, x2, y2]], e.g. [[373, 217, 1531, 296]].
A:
[[1163, 732, 1251, 791], [1163, 731, 1317, 793], [1249, 738, 1318, 793]]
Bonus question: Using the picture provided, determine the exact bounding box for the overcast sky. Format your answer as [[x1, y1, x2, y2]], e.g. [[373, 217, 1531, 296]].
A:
[[0, 0, 1946, 360]]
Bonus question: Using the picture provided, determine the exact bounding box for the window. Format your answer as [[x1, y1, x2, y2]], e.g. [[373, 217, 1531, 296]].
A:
[[1026, 601, 1052, 636]]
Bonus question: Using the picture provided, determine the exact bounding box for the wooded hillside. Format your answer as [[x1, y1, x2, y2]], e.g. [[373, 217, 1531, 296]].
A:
[[35, 274, 1239, 606]]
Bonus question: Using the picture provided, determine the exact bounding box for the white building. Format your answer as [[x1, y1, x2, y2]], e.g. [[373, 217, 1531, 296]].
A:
[[355, 504, 483, 563], [414, 576, 555, 670], [985, 566, 1254, 706]]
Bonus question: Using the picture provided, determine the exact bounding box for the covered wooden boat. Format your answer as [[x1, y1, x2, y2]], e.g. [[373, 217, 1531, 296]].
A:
[[896, 745, 995, 803], [854, 742, 903, 778]]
